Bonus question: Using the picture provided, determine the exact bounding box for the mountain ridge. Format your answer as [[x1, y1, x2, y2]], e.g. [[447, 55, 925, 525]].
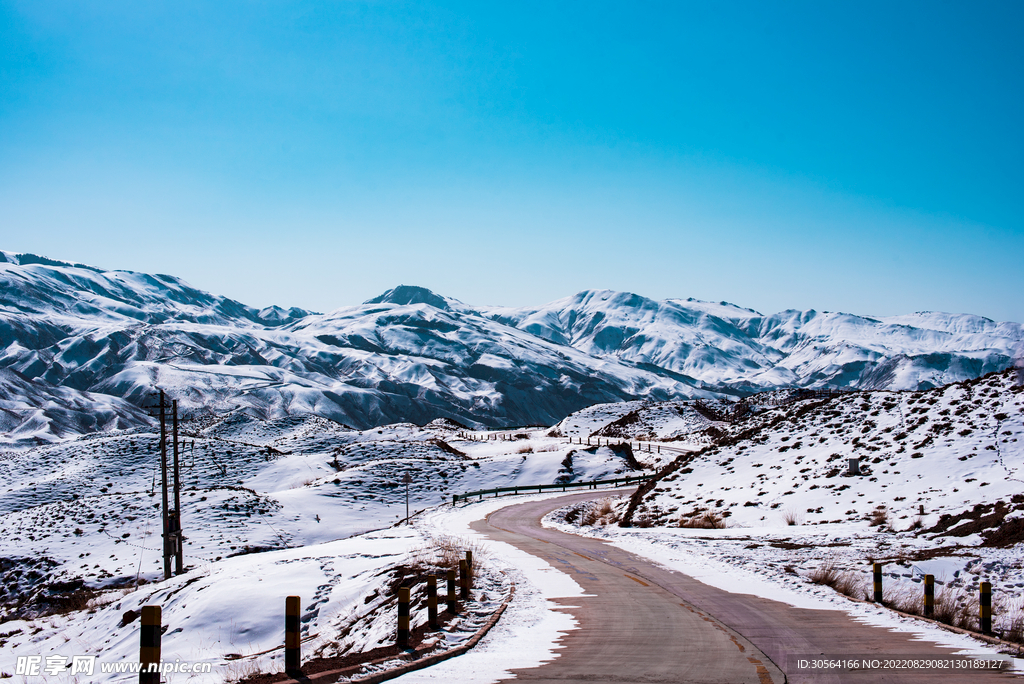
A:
[[0, 251, 1021, 445]]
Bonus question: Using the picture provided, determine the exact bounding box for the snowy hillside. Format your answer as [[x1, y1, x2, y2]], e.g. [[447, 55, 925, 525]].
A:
[[621, 368, 1024, 531], [0, 368, 151, 448], [1, 250, 1022, 445], [542, 368, 1024, 644]]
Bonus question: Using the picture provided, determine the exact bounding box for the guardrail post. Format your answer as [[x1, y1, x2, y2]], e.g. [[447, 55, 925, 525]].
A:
[[285, 596, 301, 676], [447, 569, 457, 613], [873, 563, 883, 603], [460, 559, 469, 600], [427, 575, 439, 629], [980, 581, 992, 634], [923, 574, 934, 617], [139, 605, 160, 684], [397, 586, 410, 647]]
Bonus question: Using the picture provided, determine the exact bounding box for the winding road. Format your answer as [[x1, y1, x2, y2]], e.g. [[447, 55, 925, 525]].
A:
[[472, 490, 1016, 683]]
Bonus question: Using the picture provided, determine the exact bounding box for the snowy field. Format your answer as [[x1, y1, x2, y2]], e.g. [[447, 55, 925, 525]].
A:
[[0, 490, 597, 683], [1, 368, 1022, 680]]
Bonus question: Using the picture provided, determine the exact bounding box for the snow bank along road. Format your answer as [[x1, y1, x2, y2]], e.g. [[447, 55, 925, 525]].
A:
[[473, 491, 1015, 684]]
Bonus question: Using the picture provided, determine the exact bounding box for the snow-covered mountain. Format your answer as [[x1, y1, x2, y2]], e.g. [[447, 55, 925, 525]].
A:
[[1, 251, 1021, 444], [484, 290, 1023, 392]]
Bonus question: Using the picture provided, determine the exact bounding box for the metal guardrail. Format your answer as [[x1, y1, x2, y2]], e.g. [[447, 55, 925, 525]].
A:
[[452, 473, 654, 505]]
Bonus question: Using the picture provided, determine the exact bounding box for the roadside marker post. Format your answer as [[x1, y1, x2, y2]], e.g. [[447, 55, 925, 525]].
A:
[[466, 550, 473, 583], [923, 574, 934, 617], [397, 586, 411, 647], [873, 563, 883, 603], [459, 559, 469, 600], [427, 575, 439, 629], [139, 605, 161, 684], [447, 569, 457, 613], [402, 473, 412, 523], [285, 596, 301, 676], [980, 582, 992, 634]]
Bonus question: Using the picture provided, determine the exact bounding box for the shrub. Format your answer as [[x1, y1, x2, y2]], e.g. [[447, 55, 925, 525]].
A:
[[782, 509, 802, 526], [868, 506, 889, 527], [582, 500, 616, 526], [678, 510, 726, 529]]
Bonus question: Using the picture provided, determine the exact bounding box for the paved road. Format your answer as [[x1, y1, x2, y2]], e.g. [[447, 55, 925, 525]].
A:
[[472, 491, 1017, 683]]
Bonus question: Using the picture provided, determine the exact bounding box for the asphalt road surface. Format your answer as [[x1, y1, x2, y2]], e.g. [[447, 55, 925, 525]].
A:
[[471, 490, 1017, 683]]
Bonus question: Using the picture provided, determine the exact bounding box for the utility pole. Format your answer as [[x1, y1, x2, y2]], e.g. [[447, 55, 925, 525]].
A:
[[145, 390, 185, 580], [159, 391, 171, 580], [171, 399, 183, 575]]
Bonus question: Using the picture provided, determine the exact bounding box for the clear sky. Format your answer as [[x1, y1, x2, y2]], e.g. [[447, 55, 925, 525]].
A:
[[2, 1, 1022, 321]]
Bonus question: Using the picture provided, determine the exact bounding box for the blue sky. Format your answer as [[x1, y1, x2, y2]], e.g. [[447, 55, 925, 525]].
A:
[[2, 1, 1022, 321]]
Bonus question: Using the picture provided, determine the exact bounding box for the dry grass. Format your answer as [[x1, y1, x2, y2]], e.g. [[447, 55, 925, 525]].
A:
[[516, 445, 533, 454], [223, 657, 270, 683], [678, 510, 727, 529], [582, 499, 619, 526], [868, 505, 889, 527], [887, 581, 978, 630], [808, 557, 863, 598], [409, 534, 489, 572], [931, 584, 979, 630], [847, 574, 1018, 640], [887, 583, 926, 614], [782, 508, 803, 526], [998, 600, 1024, 644]]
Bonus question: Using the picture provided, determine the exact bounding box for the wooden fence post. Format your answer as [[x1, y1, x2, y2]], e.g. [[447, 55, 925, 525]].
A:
[[139, 606, 160, 684], [285, 596, 301, 676]]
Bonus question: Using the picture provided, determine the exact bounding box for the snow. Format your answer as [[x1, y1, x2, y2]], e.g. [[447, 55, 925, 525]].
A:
[[2, 264, 1024, 684], [389, 494, 591, 684], [0, 417, 646, 681], [3, 253, 1022, 445], [625, 369, 1024, 530]]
